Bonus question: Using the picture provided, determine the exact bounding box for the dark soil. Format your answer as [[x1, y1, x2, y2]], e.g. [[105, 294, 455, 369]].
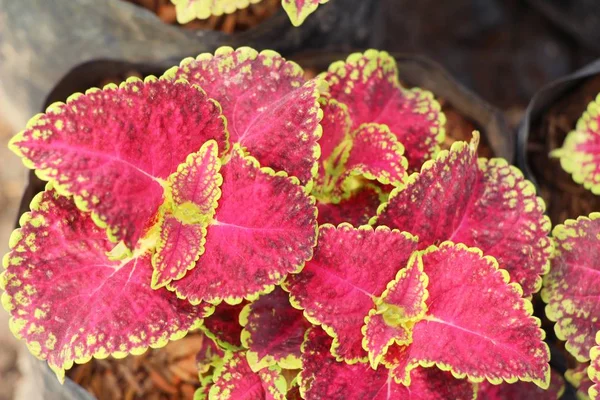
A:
[[528, 75, 600, 225], [124, 0, 281, 33], [438, 99, 494, 158]]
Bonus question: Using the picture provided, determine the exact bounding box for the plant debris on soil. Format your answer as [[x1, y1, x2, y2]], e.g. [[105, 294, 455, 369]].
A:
[[528, 74, 600, 225], [68, 332, 205, 400], [124, 0, 281, 33]]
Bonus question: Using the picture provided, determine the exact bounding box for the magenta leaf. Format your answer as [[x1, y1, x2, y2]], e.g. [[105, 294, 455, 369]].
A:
[[343, 123, 408, 186], [168, 47, 323, 186], [551, 96, 600, 194], [196, 334, 225, 373], [314, 98, 407, 206], [542, 213, 600, 361], [317, 97, 352, 174], [322, 50, 445, 169], [240, 287, 310, 371], [9, 77, 228, 249], [382, 243, 550, 388], [0, 187, 212, 381], [477, 368, 564, 399], [282, 0, 329, 26], [590, 332, 600, 399], [151, 140, 223, 289], [168, 147, 318, 305], [196, 333, 226, 388], [284, 224, 418, 362], [374, 135, 552, 297], [565, 363, 592, 400], [316, 184, 383, 226], [299, 326, 476, 400], [209, 351, 287, 399], [203, 302, 246, 350], [363, 252, 428, 368]]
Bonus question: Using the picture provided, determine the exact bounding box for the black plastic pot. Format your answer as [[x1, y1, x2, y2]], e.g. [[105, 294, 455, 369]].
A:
[[14, 53, 511, 398], [516, 59, 600, 225], [516, 60, 600, 400], [0, 0, 383, 128]]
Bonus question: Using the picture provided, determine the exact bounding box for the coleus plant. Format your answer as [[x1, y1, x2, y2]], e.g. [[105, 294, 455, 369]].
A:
[[543, 96, 600, 399], [1, 47, 555, 398], [170, 0, 328, 26], [552, 93, 600, 194]]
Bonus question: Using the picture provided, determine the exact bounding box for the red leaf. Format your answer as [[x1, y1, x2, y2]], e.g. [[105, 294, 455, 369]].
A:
[[169, 47, 323, 186], [209, 351, 287, 399], [282, 0, 328, 26], [382, 243, 550, 388], [591, 333, 600, 399], [375, 135, 552, 297], [203, 302, 246, 350], [343, 123, 408, 186], [551, 96, 600, 194], [151, 140, 223, 289], [168, 148, 318, 304], [565, 362, 593, 399], [9, 78, 228, 248], [542, 214, 600, 361], [323, 50, 445, 169], [0, 188, 212, 382], [299, 326, 476, 400], [240, 287, 310, 371], [316, 184, 383, 226], [477, 368, 565, 399], [363, 252, 428, 368], [284, 224, 418, 362]]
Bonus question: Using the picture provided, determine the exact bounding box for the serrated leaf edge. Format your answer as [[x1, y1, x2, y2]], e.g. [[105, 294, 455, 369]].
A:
[[8, 76, 229, 250], [166, 145, 318, 306], [0, 182, 215, 382], [381, 241, 551, 390], [282, 223, 419, 365], [164, 46, 327, 192], [542, 212, 600, 362]]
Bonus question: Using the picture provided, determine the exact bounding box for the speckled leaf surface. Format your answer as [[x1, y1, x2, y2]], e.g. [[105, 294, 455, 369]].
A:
[[299, 327, 476, 400], [152, 140, 223, 289], [209, 351, 287, 400], [203, 302, 246, 349], [565, 363, 592, 400], [590, 332, 600, 399], [9, 77, 228, 248], [317, 97, 352, 173], [477, 368, 564, 399], [169, 148, 317, 305], [196, 334, 225, 374], [0, 188, 212, 382], [322, 50, 445, 169], [282, 0, 329, 26], [171, 47, 323, 185], [382, 244, 550, 388], [542, 214, 600, 361], [240, 287, 310, 371], [170, 0, 262, 24], [343, 123, 408, 186], [363, 252, 428, 368], [375, 136, 552, 297], [316, 185, 382, 226], [284, 224, 418, 362], [552, 95, 600, 195]]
